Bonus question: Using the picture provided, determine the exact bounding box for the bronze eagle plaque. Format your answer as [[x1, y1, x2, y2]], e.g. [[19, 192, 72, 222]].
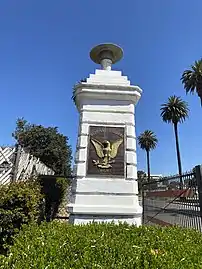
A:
[[87, 126, 125, 176]]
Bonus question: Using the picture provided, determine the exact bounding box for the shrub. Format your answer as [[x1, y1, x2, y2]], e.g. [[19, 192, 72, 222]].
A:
[[1, 222, 202, 268], [39, 176, 70, 221], [0, 180, 43, 254]]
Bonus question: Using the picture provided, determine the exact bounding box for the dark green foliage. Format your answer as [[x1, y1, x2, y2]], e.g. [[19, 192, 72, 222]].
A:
[[138, 130, 158, 181], [138, 130, 158, 152], [72, 86, 77, 106], [0, 180, 43, 254], [137, 170, 147, 179], [160, 96, 189, 181], [160, 96, 189, 125], [13, 118, 72, 177], [39, 176, 70, 221], [137, 170, 147, 192], [72, 78, 87, 106], [1, 222, 202, 268], [181, 59, 202, 105]]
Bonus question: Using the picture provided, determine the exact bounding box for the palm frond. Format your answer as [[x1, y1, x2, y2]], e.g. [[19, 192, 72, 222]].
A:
[[160, 96, 189, 124], [181, 59, 202, 104], [137, 130, 158, 152]]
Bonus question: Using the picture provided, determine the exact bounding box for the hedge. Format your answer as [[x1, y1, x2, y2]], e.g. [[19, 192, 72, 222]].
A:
[[1, 222, 202, 268], [0, 180, 43, 254], [38, 176, 70, 221]]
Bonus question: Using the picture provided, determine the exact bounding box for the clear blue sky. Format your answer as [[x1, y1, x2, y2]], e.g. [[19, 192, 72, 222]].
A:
[[0, 0, 201, 176]]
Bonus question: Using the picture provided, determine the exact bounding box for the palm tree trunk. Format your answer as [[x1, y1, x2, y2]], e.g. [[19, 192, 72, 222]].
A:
[[173, 123, 183, 188], [199, 95, 202, 106], [146, 150, 150, 182], [196, 85, 202, 106]]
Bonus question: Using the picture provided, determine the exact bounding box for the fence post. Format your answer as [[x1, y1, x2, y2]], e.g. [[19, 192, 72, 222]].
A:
[[142, 184, 145, 224], [12, 144, 22, 182], [195, 165, 202, 221]]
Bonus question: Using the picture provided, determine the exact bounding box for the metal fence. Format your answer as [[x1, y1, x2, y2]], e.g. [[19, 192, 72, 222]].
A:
[[52, 177, 72, 222], [142, 165, 202, 231]]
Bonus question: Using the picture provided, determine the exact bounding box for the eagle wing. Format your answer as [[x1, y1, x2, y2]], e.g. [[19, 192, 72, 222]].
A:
[[110, 138, 123, 159], [91, 138, 104, 158]]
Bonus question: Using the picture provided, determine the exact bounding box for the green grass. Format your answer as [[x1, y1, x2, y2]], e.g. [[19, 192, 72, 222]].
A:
[[1, 221, 202, 268]]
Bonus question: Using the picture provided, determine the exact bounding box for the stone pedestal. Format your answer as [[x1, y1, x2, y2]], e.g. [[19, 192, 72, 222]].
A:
[[68, 44, 142, 225]]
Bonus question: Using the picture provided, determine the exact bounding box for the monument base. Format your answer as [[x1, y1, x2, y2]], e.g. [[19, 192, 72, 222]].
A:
[[68, 178, 142, 226], [69, 215, 142, 226]]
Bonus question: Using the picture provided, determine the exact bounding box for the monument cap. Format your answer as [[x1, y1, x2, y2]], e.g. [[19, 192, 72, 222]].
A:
[[90, 43, 123, 70]]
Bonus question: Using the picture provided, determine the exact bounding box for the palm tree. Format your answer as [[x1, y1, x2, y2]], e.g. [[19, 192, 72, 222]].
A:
[[181, 59, 202, 105], [138, 130, 158, 182], [160, 96, 189, 186]]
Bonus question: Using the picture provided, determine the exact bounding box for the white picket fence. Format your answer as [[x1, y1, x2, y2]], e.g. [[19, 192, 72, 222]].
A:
[[0, 147, 16, 184], [0, 145, 54, 184]]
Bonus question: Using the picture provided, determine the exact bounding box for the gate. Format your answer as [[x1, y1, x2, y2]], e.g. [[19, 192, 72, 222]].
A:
[[142, 165, 202, 231]]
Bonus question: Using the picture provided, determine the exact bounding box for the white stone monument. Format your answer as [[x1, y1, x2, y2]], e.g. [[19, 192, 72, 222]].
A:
[[68, 43, 142, 225]]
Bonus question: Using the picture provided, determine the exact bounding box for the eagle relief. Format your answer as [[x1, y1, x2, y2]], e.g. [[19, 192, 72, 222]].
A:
[[87, 126, 125, 176], [91, 138, 123, 169]]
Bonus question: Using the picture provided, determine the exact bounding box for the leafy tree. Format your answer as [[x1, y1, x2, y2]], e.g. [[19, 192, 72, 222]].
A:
[[137, 170, 147, 193], [160, 96, 189, 186], [72, 78, 87, 106], [138, 130, 158, 182], [13, 118, 72, 177], [137, 170, 147, 180], [181, 59, 202, 105]]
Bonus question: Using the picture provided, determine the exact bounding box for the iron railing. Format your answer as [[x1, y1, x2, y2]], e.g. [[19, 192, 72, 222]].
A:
[[142, 166, 202, 231]]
